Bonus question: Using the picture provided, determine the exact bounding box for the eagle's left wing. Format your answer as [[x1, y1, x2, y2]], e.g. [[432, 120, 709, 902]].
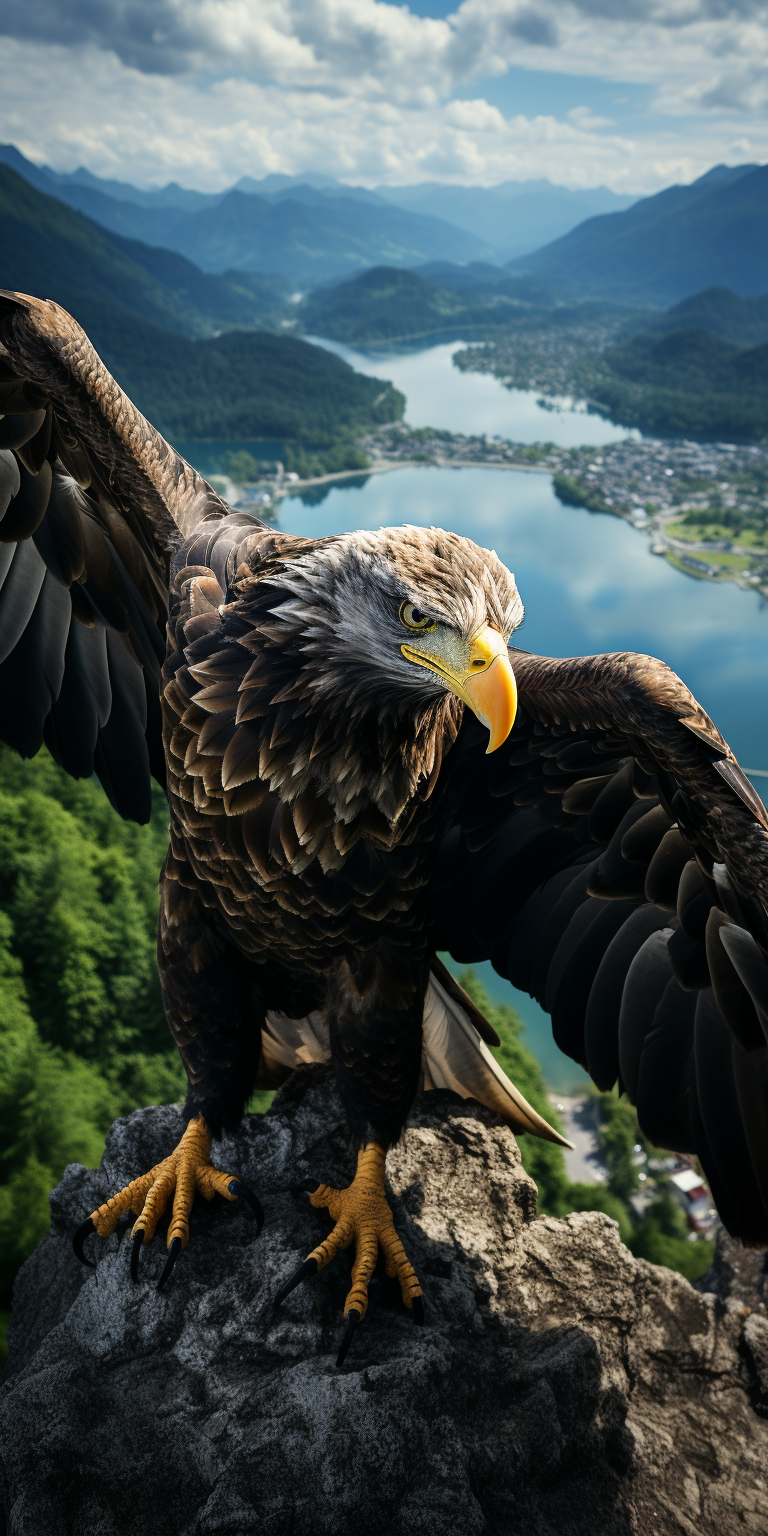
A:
[[429, 648, 768, 1244], [0, 289, 231, 820]]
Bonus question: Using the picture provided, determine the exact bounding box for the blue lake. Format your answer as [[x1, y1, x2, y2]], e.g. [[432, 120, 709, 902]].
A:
[[306, 336, 638, 446], [279, 463, 768, 1090]]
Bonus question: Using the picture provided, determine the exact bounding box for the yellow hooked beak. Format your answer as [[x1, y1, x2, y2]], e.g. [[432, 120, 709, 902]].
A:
[[401, 621, 517, 753], [462, 625, 518, 752]]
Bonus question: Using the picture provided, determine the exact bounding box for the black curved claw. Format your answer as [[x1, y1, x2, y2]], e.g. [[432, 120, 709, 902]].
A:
[[130, 1230, 144, 1284], [158, 1236, 182, 1293], [412, 1295, 425, 1326], [274, 1256, 318, 1309], [73, 1216, 97, 1270], [336, 1308, 361, 1369], [228, 1179, 264, 1235], [289, 1179, 321, 1203]]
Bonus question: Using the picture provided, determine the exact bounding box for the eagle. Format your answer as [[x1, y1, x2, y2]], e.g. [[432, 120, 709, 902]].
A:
[[1, 291, 767, 1367]]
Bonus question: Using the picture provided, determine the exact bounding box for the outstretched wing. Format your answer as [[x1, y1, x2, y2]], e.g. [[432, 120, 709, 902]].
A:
[[430, 648, 768, 1243], [0, 291, 229, 820]]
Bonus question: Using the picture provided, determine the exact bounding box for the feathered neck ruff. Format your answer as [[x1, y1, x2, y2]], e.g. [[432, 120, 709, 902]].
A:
[[181, 524, 520, 863], [209, 537, 467, 848]]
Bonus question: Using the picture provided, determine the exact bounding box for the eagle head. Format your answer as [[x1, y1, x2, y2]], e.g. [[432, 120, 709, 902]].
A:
[[249, 524, 524, 825]]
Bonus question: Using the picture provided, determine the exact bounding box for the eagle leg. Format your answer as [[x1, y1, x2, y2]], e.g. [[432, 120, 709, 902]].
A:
[[72, 1115, 263, 1285], [275, 1142, 423, 1365]]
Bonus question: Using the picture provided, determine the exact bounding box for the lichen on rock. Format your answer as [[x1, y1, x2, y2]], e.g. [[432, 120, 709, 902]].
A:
[[1, 1066, 767, 1535]]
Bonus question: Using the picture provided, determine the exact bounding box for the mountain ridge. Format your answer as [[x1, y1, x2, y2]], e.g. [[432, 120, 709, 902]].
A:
[[377, 179, 637, 259], [0, 145, 497, 281], [508, 163, 768, 304], [0, 164, 288, 341]]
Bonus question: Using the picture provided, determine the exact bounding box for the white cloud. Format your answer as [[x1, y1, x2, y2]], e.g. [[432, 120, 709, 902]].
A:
[[2, 0, 768, 109], [0, 2, 766, 192], [452, 0, 768, 115]]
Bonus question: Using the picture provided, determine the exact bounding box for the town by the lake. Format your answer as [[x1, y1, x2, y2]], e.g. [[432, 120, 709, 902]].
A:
[[231, 424, 768, 601]]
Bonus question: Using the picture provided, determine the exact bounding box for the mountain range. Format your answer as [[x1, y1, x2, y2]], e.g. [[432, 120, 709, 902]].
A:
[[0, 147, 495, 280], [508, 164, 768, 305], [2, 140, 767, 455], [377, 180, 636, 259], [0, 144, 634, 281], [0, 163, 403, 471], [0, 164, 289, 344]]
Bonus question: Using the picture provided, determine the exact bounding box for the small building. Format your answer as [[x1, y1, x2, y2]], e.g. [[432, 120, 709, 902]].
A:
[[669, 1168, 718, 1233]]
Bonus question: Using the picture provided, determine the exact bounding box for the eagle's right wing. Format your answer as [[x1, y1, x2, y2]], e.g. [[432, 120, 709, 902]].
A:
[[0, 291, 230, 820], [430, 648, 768, 1243]]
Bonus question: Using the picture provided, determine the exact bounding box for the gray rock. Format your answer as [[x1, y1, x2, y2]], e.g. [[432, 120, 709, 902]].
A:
[[2, 1066, 768, 1536], [696, 1226, 768, 1312]]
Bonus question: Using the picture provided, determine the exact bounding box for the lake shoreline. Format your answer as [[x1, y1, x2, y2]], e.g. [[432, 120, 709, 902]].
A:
[[234, 424, 767, 601]]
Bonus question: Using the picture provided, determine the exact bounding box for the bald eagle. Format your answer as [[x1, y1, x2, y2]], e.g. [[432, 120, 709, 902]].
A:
[[1, 292, 767, 1367]]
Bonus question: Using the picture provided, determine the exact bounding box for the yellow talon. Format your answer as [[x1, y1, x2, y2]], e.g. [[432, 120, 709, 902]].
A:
[[86, 1115, 235, 1251], [306, 1143, 423, 1322], [74, 1115, 263, 1281]]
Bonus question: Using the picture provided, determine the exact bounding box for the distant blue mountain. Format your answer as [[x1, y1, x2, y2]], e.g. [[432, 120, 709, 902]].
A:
[[0, 144, 214, 211], [0, 162, 288, 339], [0, 147, 634, 279], [0, 146, 496, 281], [377, 180, 637, 259], [6, 144, 761, 299], [508, 164, 767, 304]]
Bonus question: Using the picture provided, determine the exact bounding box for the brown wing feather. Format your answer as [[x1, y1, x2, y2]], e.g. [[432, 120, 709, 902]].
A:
[[431, 650, 768, 1244], [511, 649, 768, 899], [0, 290, 227, 544], [0, 292, 234, 817]]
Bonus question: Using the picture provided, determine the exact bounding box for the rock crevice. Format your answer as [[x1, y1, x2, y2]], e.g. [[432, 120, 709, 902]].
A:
[[1, 1067, 767, 1535]]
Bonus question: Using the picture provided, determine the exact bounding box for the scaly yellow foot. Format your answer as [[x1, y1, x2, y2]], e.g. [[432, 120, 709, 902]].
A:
[[275, 1142, 424, 1365], [73, 1114, 263, 1289]]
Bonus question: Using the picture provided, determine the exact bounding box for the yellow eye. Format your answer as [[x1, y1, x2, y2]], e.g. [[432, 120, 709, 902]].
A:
[[399, 601, 434, 631]]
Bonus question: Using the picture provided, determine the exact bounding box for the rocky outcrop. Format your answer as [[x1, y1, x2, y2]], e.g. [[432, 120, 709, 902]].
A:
[[1, 1066, 768, 1536]]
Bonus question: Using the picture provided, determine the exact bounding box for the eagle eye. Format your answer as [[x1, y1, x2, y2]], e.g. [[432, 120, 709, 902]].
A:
[[399, 601, 434, 632]]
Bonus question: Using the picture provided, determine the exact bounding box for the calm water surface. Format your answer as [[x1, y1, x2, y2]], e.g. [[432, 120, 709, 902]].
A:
[[307, 336, 639, 446], [282, 465, 768, 1089]]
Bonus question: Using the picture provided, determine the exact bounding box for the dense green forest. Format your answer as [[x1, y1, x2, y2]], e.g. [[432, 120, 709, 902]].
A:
[[299, 265, 545, 344], [0, 748, 713, 1363], [590, 327, 768, 442], [647, 286, 768, 348], [94, 315, 404, 473]]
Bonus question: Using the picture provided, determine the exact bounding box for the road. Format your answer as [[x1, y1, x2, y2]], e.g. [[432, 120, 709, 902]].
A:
[[550, 1094, 608, 1185]]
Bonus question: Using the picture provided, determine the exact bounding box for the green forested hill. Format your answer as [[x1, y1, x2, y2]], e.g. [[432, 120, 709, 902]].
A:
[[299, 265, 551, 344], [648, 287, 768, 348], [302, 267, 477, 342], [95, 316, 404, 459], [592, 327, 768, 440], [0, 164, 286, 337]]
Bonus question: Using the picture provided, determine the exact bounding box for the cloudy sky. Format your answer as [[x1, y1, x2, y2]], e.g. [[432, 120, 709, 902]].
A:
[[1, 0, 766, 193]]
